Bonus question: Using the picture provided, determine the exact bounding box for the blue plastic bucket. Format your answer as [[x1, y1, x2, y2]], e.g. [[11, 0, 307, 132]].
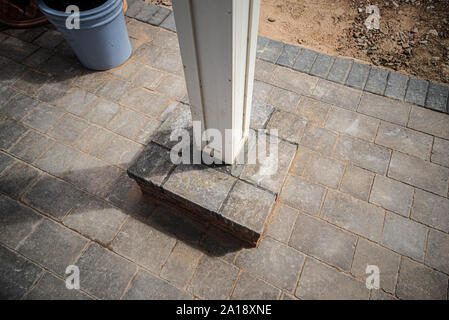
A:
[[36, 0, 131, 70]]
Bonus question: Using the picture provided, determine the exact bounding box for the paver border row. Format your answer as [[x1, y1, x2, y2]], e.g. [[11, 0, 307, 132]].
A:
[[127, 0, 449, 115]]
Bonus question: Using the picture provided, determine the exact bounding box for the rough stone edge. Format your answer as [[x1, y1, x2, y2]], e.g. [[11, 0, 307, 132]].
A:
[[131, 1, 449, 115]]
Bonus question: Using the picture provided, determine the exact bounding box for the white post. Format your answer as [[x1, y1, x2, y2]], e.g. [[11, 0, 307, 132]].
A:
[[172, 0, 260, 164]]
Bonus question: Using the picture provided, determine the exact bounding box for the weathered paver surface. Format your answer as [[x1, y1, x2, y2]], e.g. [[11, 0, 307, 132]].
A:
[[0, 11, 448, 300]]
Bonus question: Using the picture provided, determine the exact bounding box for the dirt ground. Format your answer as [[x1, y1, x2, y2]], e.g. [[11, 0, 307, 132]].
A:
[[150, 0, 449, 85]]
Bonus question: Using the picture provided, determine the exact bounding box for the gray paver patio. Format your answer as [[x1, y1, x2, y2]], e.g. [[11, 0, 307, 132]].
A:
[[0, 8, 448, 300]]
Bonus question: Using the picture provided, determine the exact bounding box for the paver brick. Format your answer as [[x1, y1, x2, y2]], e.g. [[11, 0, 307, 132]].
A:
[[351, 238, 400, 293], [303, 153, 345, 189], [0, 193, 42, 248], [258, 39, 283, 63], [431, 137, 449, 167], [124, 269, 191, 300], [364, 68, 389, 95], [100, 136, 142, 169], [340, 165, 374, 201], [405, 78, 428, 106], [58, 88, 98, 116], [289, 212, 356, 272], [47, 114, 88, 144], [0, 93, 39, 121], [0, 161, 40, 199], [292, 48, 317, 73], [23, 48, 53, 69], [151, 50, 183, 75], [241, 134, 296, 194], [121, 87, 170, 118], [64, 196, 127, 244], [9, 130, 53, 163], [135, 3, 171, 26], [265, 204, 298, 243], [0, 36, 38, 61], [160, 241, 202, 288], [0, 86, 18, 107], [388, 151, 449, 197], [267, 86, 300, 113], [408, 105, 449, 140], [254, 59, 276, 83], [12, 70, 48, 95], [160, 12, 176, 32], [250, 101, 274, 129], [63, 153, 122, 197], [236, 237, 305, 291], [18, 219, 88, 276], [425, 229, 449, 275], [256, 36, 269, 53], [22, 174, 84, 221], [127, 142, 175, 188], [106, 171, 156, 218], [220, 181, 276, 240], [345, 62, 370, 89], [33, 29, 64, 49], [411, 189, 449, 233], [327, 57, 352, 84], [296, 257, 369, 300], [84, 98, 121, 126], [300, 124, 338, 155], [369, 175, 414, 217], [126, 0, 146, 18], [313, 79, 361, 111], [382, 212, 427, 261], [165, 164, 236, 212], [107, 109, 148, 139], [73, 125, 115, 157], [358, 92, 410, 126], [126, 18, 159, 42], [0, 151, 14, 174], [334, 135, 391, 175], [326, 106, 379, 142], [111, 216, 176, 273], [76, 243, 137, 300], [370, 289, 398, 300], [375, 122, 433, 160], [0, 119, 27, 150], [0, 245, 42, 300], [266, 110, 307, 144], [270, 66, 318, 95], [309, 53, 335, 78], [74, 70, 110, 93], [322, 190, 385, 242], [189, 256, 239, 299], [384, 72, 409, 100], [156, 74, 186, 100], [231, 272, 280, 300], [96, 77, 133, 102], [0, 58, 26, 86], [252, 80, 273, 103], [425, 83, 449, 113], [35, 81, 71, 105], [33, 142, 80, 177], [276, 44, 300, 68], [295, 96, 331, 126], [26, 272, 90, 300], [23, 103, 64, 133], [396, 257, 448, 300], [132, 65, 164, 90]]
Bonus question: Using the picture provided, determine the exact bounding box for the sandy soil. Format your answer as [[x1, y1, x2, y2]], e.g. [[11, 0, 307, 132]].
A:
[[150, 0, 449, 84]]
